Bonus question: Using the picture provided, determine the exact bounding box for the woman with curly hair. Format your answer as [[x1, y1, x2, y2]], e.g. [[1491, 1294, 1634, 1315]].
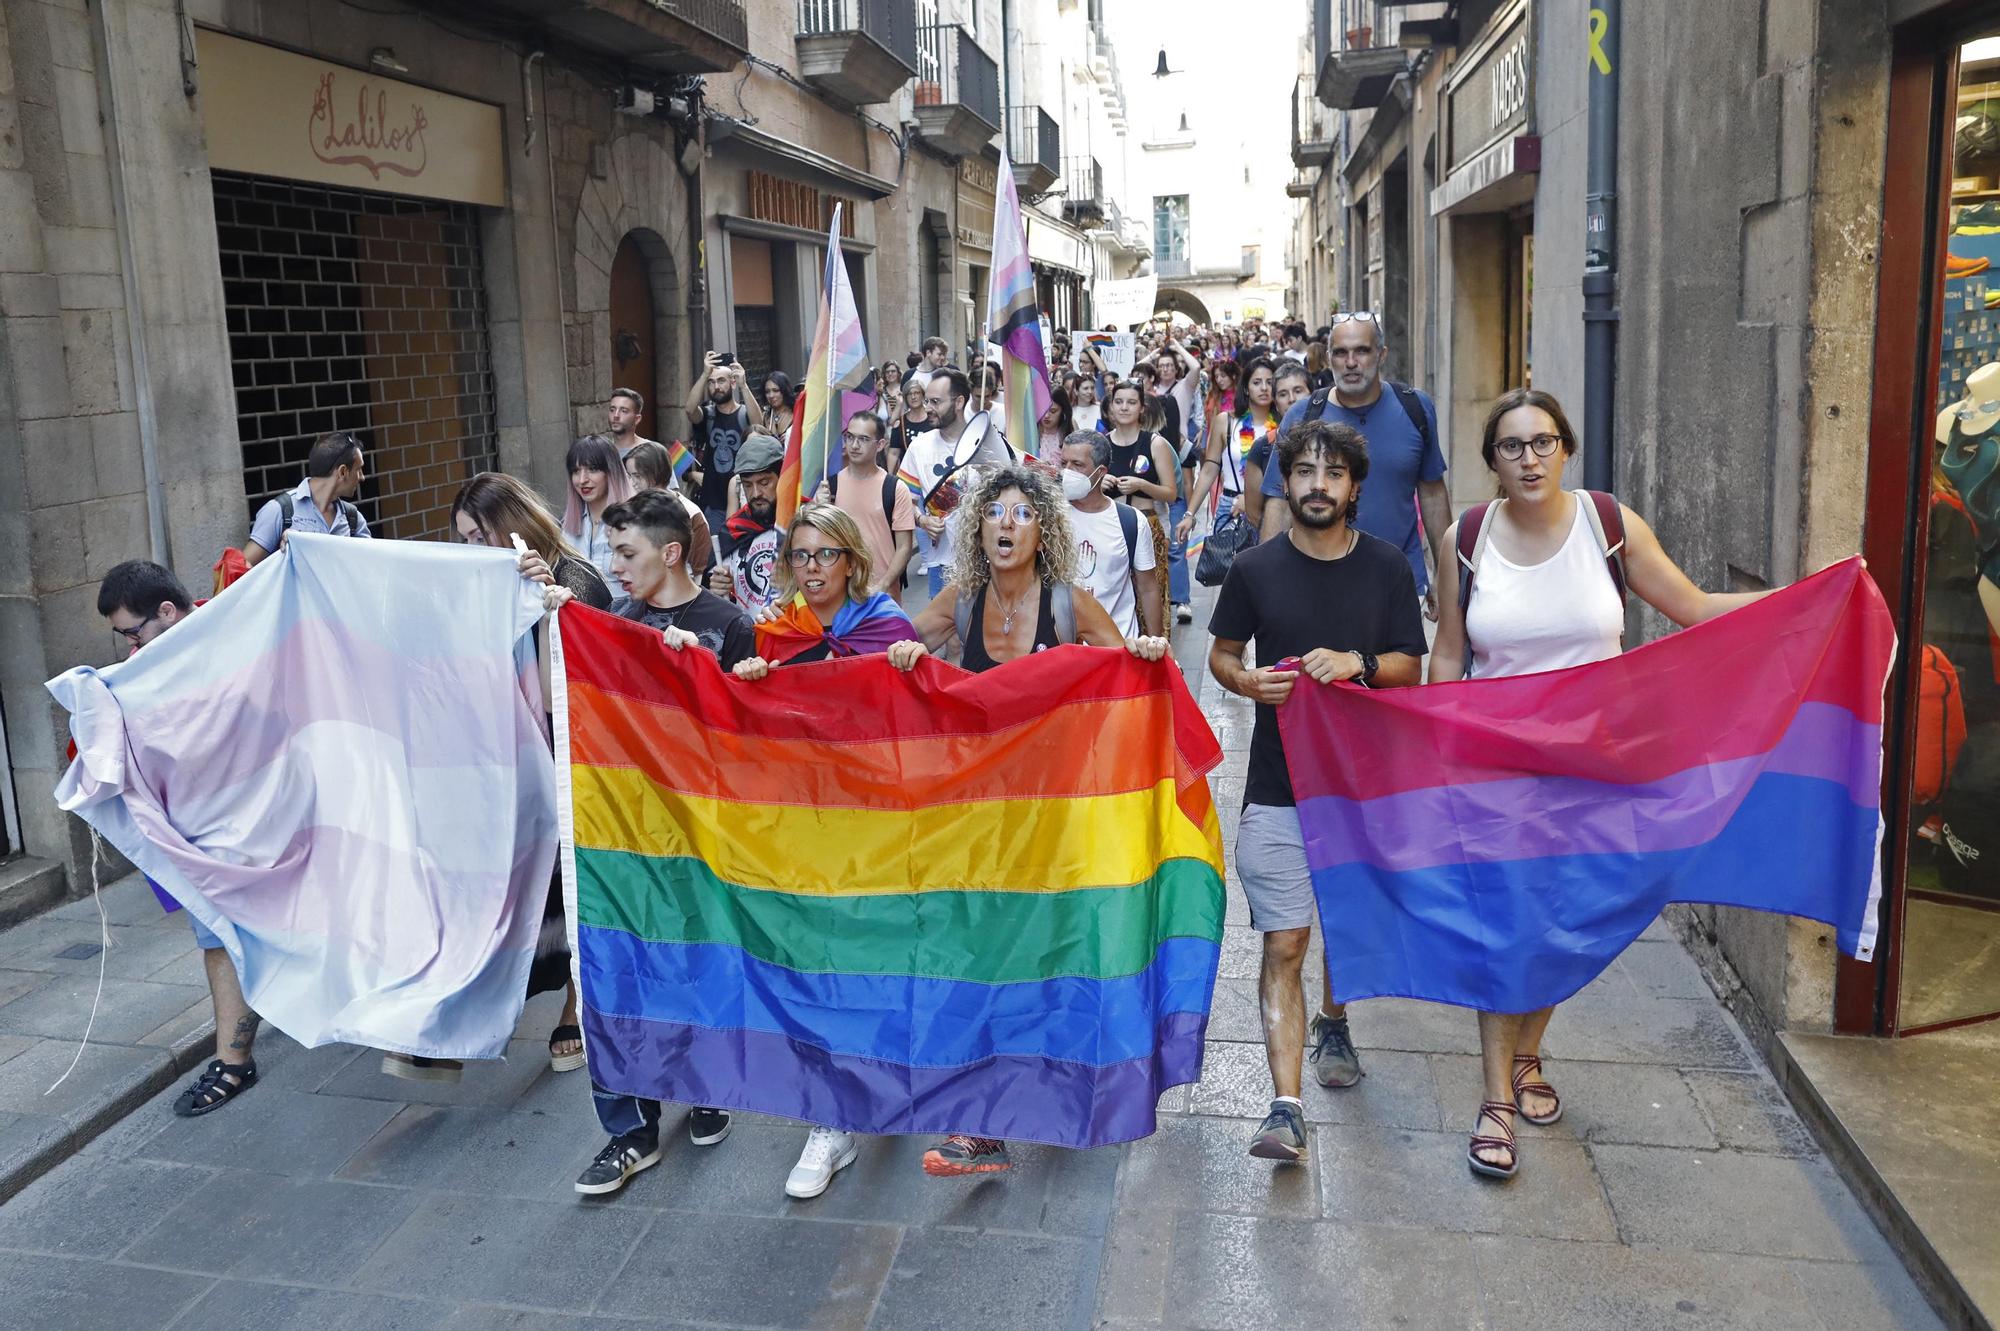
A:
[[887, 463, 1168, 1181]]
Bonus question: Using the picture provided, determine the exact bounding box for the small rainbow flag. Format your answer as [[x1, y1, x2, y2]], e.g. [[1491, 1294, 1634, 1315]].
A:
[[665, 439, 697, 482], [752, 591, 913, 664], [554, 615, 1228, 1147], [894, 465, 927, 507]]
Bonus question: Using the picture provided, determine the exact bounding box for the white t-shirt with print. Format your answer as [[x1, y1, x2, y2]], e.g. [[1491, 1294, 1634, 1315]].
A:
[[1068, 501, 1156, 638]]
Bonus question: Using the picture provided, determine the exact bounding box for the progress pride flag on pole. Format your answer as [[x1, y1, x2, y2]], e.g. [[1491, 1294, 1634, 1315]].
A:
[[1279, 558, 1895, 1013]]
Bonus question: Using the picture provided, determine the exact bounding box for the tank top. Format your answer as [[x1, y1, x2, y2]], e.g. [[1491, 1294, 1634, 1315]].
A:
[[1464, 496, 1626, 679], [959, 583, 1061, 673]]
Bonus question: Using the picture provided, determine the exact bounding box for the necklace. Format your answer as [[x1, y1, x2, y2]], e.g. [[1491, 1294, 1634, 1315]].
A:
[[992, 582, 1032, 634], [1288, 525, 1359, 560]]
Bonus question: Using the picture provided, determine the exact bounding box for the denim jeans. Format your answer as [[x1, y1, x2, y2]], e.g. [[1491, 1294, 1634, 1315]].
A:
[[1167, 496, 1190, 604], [927, 562, 946, 598], [592, 1086, 661, 1140]]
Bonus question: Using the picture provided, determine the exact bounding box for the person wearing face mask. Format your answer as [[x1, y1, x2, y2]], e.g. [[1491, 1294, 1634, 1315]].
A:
[[1060, 431, 1160, 638]]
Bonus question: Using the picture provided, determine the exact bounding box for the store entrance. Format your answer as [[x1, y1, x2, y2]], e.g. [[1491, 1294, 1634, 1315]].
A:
[[1900, 29, 2000, 1033]]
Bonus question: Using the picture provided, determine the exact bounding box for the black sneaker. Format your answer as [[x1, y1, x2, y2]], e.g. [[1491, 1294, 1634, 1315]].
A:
[[1248, 1100, 1308, 1162], [1308, 1013, 1363, 1088], [688, 1107, 731, 1146], [575, 1132, 660, 1196]]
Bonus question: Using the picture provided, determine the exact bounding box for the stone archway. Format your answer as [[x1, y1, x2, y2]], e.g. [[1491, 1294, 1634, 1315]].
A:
[[1155, 286, 1213, 324], [571, 133, 689, 441]]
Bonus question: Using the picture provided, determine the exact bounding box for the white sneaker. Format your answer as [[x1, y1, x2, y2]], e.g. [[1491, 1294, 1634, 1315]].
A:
[[785, 1126, 859, 1199]]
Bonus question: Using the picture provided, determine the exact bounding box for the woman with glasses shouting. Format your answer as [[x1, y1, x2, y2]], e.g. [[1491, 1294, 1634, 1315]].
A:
[[886, 463, 1168, 1181], [1430, 387, 1773, 1182]]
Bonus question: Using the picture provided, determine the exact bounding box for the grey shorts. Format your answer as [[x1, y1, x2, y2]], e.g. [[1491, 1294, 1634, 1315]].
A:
[[1235, 803, 1318, 932]]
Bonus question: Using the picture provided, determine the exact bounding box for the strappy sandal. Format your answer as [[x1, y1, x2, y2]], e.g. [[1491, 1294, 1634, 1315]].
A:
[[173, 1059, 257, 1117], [1469, 1100, 1519, 1179], [1512, 1054, 1563, 1126], [549, 1024, 585, 1073]]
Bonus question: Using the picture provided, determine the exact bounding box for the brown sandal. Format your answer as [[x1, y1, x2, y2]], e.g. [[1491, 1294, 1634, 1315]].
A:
[[1512, 1054, 1562, 1126], [1469, 1100, 1519, 1179]]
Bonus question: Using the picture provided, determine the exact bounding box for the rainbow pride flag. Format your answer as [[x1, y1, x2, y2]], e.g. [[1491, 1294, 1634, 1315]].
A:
[[988, 150, 1053, 452], [780, 204, 871, 525], [752, 591, 913, 664], [1280, 558, 1894, 1013], [48, 535, 556, 1057], [554, 613, 1227, 1147], [665, 439, 696, 482]]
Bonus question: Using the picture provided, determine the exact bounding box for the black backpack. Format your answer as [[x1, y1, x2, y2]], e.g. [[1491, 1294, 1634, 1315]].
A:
[[276, 490, 362, 535], [833, 467, 901, 531], [1307, 380, 1434, 457]]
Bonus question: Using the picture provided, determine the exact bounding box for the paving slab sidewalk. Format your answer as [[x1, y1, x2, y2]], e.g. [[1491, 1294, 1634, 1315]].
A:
[[0, 603, 1949, 1329]]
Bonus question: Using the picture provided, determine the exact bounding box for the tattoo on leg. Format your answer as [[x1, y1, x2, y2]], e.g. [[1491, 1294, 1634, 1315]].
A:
[[226, 1013, 259, 1054]]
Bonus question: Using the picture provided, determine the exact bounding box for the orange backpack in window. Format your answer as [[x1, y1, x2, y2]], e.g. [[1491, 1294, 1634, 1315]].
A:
[[1914, 644, 1968, 806]]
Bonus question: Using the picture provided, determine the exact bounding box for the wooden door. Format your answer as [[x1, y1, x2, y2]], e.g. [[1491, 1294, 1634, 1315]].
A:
[[609, 233, 657, 437]]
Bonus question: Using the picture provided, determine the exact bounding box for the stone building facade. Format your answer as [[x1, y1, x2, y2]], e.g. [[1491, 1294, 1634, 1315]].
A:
[[0, 0, 1150, 912]]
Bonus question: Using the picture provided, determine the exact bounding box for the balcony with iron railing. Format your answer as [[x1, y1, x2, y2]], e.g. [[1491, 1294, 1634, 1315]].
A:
[[482, 0, 748, 73], [1007, 105, 1060, 195], [912, 24, 1000, 158], [795, 0, 918, 107], [1061, 155, 1105, 226], [1292, 73, 1336, 169]]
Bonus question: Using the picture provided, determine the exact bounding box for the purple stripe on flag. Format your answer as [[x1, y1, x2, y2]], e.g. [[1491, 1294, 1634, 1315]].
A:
[[1295, 703, 1880, 875], [580, 1007, 1209, 1149]]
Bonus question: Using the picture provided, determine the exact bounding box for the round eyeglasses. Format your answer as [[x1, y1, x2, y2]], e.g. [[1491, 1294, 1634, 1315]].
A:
[[1493, 434, 1565, 461], [983, 502, 1039, 525]]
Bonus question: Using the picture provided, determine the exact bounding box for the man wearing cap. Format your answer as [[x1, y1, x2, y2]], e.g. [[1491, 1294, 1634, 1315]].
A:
[[706, 433, 787, 614]]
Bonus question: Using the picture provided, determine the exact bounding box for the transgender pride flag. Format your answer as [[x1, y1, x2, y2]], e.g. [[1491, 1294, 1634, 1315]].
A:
[[988, 149, 1053, 451], [48, 534, 557, 1058], [1281, 558, 1894, 1013]]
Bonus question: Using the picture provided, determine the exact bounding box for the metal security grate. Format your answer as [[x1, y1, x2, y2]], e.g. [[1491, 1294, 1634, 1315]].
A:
[[213, 172, 498, 542]]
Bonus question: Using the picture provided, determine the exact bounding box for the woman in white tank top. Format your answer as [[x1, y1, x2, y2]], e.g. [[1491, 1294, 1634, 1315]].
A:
[[1429, 388, 1774, 1182]]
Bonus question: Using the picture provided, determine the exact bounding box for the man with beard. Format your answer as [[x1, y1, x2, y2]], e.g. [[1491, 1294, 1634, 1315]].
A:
[[901, 368, 1015, 597], [1206, 419, 1426, 1166], [683, 351, 763, 534], [707, 434, 786, 613], [606, 387, 653, 461]]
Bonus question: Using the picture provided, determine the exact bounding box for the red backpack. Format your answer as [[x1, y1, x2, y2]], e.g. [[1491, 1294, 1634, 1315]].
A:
[[1913, 644, 1967, 805]]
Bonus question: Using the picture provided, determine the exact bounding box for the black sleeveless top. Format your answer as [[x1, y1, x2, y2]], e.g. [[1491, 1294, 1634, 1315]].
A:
[[1106, 430, 1159, 485], [959, 584, 1060, 673]]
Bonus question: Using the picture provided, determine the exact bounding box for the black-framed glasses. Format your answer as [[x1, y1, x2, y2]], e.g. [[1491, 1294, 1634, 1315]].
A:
[[785, 547, 849, 568], [114, 613, 158, 645], [1493, 434, 1565, 461], [983, 502, 1038, 525]]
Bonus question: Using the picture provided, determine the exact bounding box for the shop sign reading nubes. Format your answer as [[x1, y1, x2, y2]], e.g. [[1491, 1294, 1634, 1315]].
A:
[[1431, 1, 1537, 216], [196, 30, 505, 207]]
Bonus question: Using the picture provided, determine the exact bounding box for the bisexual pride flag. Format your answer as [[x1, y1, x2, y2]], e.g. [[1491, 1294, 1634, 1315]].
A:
[[553, 613, 1227, 1147], [48, 534, 557, 1057], [1280, 558, 1894, 1013]]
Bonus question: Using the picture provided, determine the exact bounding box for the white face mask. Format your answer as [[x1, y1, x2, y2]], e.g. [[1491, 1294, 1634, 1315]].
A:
[[1061, 469, 1095, 503]]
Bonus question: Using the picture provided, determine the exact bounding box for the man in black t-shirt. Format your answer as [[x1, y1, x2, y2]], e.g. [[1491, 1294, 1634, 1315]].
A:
[[578, 490, 754, 1197], [683, 351, 761, 531], [1207, 419, 1426, 1166]]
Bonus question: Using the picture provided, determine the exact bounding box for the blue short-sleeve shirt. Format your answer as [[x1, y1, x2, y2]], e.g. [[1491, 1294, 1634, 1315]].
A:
[[248, 479, 371, 554]]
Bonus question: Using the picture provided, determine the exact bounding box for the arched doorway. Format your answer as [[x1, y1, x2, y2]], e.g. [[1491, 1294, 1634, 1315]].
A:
[[1155, 286, 1213, 324], [609, 233, 659, 439]]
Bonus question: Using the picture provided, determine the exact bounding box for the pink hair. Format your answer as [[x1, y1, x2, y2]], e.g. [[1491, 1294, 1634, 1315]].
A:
[[559, 434, 635, 537]]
